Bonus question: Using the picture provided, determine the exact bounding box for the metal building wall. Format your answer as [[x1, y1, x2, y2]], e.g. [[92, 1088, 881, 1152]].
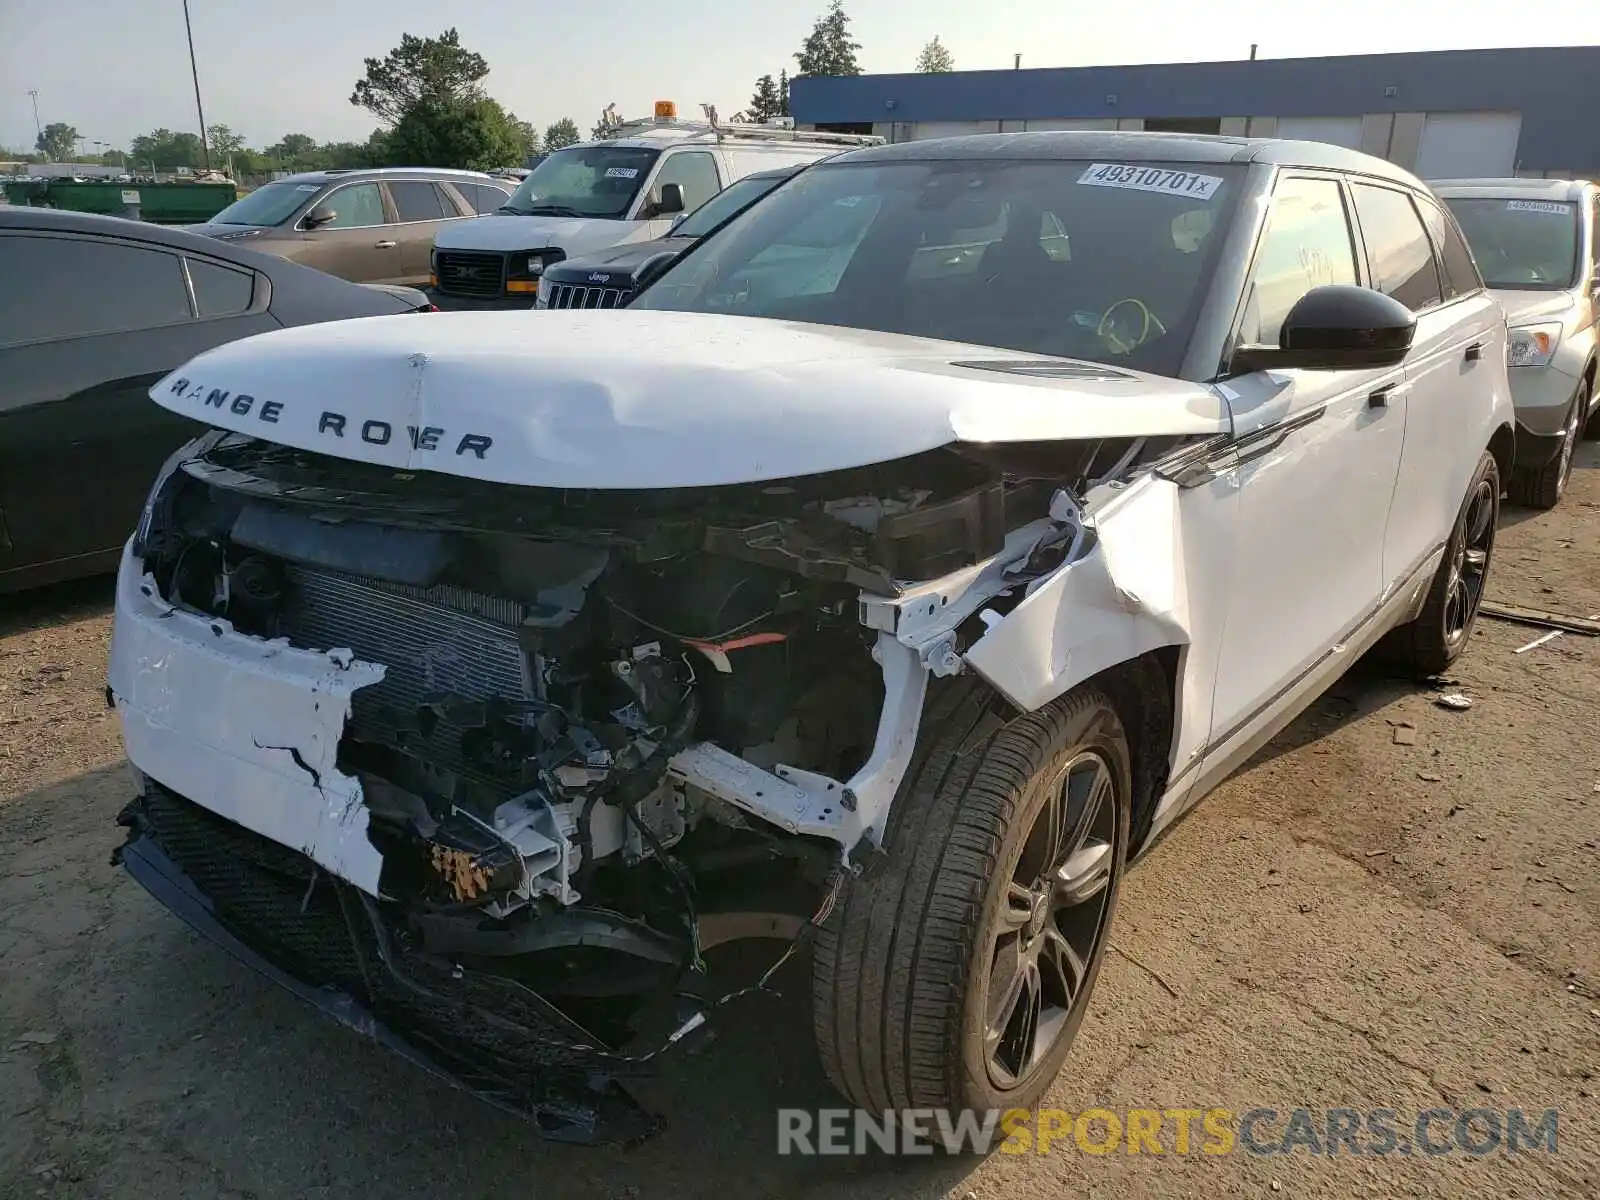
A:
[[793, 47, 1600, 174]]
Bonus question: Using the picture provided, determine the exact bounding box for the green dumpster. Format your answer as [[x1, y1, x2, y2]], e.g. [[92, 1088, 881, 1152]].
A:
[[1, 179, 236, 224]]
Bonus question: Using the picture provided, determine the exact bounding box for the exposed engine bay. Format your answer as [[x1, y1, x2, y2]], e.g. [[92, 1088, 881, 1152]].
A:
[[114, 427, 1176, 1136]]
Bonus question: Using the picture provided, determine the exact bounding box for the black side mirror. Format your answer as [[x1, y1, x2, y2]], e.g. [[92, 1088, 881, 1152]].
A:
[[1232, 284, 1416, 374], [651, 182, 686, 217], [303, 204, 336, 229]]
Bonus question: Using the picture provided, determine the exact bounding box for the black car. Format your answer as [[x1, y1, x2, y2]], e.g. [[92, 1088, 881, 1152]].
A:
[[0, 208, 433, 594], [536, 165, 804, 310]]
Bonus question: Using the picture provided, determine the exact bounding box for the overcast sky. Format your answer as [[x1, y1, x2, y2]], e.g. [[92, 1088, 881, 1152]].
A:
[[1, 0, 1596, 153]]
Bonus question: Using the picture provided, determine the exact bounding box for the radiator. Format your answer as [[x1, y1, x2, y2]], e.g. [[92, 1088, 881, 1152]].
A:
[[281, 566, 535, 780]]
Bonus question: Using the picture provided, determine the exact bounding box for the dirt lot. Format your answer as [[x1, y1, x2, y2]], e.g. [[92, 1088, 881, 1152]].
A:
[[3, 447, 1598, 1200]]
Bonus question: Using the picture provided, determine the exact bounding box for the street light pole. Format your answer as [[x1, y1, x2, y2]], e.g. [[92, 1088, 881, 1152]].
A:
[[27, 89, 41, 141], [182, 0, 211, 170]]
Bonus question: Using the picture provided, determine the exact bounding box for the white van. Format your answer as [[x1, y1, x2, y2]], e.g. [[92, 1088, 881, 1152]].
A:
[[426, 106, 878, 310]]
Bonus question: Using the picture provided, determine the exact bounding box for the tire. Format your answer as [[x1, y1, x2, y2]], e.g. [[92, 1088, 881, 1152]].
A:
[[811, 679, 1131, 1116], [1509, 389, 1583, 509], [1384, 449, 1499, 678]]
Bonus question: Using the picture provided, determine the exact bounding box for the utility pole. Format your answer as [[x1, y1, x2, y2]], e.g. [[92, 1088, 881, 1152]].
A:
[[1014, 53, 1022, 69], [27, 89, 41, 141], [1249, 44, 1259, 60], [182, 0, 211, 169]]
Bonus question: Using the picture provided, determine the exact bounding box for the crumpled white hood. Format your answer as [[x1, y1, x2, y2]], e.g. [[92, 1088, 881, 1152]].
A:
[[148, 310, 1228, 489]]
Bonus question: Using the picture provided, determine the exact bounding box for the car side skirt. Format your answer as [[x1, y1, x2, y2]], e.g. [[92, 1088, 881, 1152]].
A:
[[1138, 538, 1446, 855]]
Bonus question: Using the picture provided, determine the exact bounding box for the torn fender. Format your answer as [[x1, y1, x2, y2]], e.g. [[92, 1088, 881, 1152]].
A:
[[107, 547, 388, 893], [964, 475, 1191, 714]]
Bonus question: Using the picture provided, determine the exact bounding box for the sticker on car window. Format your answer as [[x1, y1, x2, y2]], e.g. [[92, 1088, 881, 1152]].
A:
[[295, 184, 320, 192], [605, 167, 640, 179], [1078, 163, 1223, 200], [1506, 199, 1572, 215]]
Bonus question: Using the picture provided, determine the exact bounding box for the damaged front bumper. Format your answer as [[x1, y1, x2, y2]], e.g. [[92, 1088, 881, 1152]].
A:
[[109, 546, 390, 894], [114, 784, 662, 1143], [107, 549, 679, 1141]]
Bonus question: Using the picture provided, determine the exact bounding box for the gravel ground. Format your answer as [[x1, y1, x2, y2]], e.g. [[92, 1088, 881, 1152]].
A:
[[2, 445, 1597, 1200]]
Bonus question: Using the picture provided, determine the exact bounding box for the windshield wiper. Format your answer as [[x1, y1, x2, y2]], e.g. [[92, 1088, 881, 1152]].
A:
[[522, 204, 585, 217], [495, 204, 533, 215]]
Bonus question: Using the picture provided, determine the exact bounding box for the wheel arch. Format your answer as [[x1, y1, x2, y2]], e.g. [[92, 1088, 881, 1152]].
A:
[[1487, 421, 1516, 487], [1084, 647, 1180, 851]]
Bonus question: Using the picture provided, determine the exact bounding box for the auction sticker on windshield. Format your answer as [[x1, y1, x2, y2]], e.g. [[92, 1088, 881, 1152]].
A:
[[1078, 164, 1223, 200], [1506, 200, 1572, 215], [606, 167, 640, 179]]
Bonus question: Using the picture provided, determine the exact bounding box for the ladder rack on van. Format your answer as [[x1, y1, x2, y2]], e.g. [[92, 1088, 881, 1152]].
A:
[[600, 115, 881, 148]]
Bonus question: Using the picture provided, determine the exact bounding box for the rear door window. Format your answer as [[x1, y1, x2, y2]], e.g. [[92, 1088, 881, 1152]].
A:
[[1351, 184, 1444, 310], [388, 180, 451, 222], [0, 234, 192, 345], [1416, 197, 1482, 300]]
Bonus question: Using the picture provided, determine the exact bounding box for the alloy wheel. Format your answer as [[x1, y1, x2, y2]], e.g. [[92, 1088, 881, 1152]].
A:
[[1443, 478, 1496, 648], [1557, 401, 1581, 494], [985, 750, 1120, 1090]]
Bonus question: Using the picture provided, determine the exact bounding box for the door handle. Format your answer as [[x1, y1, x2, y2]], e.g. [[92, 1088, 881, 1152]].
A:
[[1464, 341, 1483, 362], [1368, 382, 1410, 409], [374, 239, 397, 249]]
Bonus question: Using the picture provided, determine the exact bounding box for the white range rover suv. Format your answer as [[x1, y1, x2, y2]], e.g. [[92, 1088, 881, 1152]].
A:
[[109, 132, 1514, 1143]]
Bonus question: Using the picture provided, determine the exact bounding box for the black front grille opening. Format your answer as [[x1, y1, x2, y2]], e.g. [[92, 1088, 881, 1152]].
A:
[[134, 786, 625, 1073], [435, 251, 506, 298]]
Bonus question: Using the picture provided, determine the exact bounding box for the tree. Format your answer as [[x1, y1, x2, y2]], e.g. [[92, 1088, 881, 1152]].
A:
[[795, 1, 862, 78], [916, 36, 954, 73], [207, 124, 246, 157], [384, 96, 525, 171], [267, 133, 319, 165], [746, 75, 782, 123], [129, 128, 204, 171], [318, 140, 377, 169], [778, 69, 791, 117], [509, 116, 540, 158], [544, 118, 580, 150], [35, 122, 78, 161], [350, 28, 490, 126]]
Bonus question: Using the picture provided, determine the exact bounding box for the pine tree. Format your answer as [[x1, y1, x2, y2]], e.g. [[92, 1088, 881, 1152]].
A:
[[777, 69, 791, 117], [916, 36, 954, 73], [748, 74, 782, 123], [794, 1, 863, 78]]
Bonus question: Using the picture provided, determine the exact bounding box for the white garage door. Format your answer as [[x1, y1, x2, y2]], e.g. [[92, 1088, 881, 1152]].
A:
[[1415, 112, 1522, 180], [1275, 117, 1364, 150], [1023, 118, 1117, 132], [910, 121, 988, 140]]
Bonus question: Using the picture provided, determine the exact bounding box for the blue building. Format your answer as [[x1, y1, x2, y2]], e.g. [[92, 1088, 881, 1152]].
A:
[[790, 46, 1600, 178]]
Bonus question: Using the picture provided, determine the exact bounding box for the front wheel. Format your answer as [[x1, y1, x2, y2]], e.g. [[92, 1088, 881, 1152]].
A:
[[1508, 391, 1583, 510], [1382, 449, 1499, 678], [811, 680, 1131, 1115]]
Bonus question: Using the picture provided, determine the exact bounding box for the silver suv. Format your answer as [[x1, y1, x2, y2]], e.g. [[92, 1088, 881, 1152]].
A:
[[1433, 178, 1599, 508]]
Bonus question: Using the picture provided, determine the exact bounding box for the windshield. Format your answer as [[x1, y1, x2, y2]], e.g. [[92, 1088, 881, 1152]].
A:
[[672, 173, 791, 239], [209, 181, 319, 227], [1442, 197, 1580, 290], [633, 158, 1243, 376], [499, 146, 661, 219]]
